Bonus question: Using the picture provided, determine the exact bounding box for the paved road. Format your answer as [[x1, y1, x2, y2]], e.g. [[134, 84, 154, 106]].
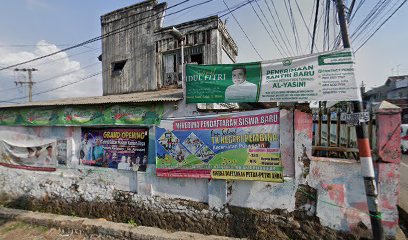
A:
[[400, 154, 408, 212], [399, 154, 408, 235]]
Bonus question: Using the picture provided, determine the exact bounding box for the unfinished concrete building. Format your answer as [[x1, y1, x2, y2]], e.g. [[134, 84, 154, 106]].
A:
[[100, 0, 238, 96]]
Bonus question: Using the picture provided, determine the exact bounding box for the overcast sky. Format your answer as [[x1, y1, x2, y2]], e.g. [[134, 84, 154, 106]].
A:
[[0, 0, 406, 104]]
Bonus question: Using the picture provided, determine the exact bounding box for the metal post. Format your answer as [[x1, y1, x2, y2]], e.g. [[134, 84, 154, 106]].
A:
[[181, 39, 184, 89], [335, 0, 384, 239], [28, 69, 33, 102], [14, 68, 38, 102]]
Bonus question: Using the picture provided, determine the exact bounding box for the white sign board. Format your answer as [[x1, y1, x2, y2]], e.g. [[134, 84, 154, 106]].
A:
[[259, 49, 361, 102]]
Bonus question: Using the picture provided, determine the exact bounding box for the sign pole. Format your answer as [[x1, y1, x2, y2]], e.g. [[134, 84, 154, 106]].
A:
[[335, 0, 384, 239]]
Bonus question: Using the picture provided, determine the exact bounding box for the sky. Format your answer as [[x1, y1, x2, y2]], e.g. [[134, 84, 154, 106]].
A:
[[0, 0, 407, 104]]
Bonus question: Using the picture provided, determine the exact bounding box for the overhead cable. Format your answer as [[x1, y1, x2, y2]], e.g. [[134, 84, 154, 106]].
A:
[[222, 0, 264, 60]]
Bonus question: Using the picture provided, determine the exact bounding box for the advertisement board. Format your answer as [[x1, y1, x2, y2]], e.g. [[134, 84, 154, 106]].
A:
[[80, 128, 149, 171], [186, 49, 360, 103], [156, 109, 283, 182]]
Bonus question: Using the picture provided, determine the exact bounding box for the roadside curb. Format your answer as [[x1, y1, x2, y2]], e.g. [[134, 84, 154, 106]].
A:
[[0, 207, 241, 240]]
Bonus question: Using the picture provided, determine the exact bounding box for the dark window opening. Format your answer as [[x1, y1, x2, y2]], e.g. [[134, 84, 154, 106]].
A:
[[190, 53, 203, 64], [111, 60, 127, 75], [206, 30, 211, 44]]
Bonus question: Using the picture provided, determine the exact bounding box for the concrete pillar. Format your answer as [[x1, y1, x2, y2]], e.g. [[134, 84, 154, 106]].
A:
[[375, 101, 401, 237], [294, 109, 313, 183], [280, 109, 295, 177]]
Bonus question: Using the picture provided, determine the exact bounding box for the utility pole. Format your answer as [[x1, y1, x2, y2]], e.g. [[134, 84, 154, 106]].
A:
[[14, 68, 38, 102], [335, 1, 384, 239]]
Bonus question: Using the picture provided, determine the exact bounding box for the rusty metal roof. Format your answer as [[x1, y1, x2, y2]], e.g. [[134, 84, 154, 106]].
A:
[[0, 88, 183, 109]]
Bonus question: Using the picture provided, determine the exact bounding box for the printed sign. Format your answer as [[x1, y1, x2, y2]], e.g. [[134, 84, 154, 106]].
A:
[[80, 128, 149, 171], [186, 49, 360, 103], [156, 109, 283, 182], [341, 112, 370, 126], [186, 62, 261, 103], [0, 140, 57, 171]]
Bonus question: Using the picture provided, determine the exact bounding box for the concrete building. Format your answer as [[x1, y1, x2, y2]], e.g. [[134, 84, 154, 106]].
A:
[[363, 75, 408, 123], [100, 0, 237, 95], [0, 1, 403, 239]]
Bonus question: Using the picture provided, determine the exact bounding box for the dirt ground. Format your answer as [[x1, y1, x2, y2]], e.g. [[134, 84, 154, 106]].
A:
[[0, 219, 108, 240]]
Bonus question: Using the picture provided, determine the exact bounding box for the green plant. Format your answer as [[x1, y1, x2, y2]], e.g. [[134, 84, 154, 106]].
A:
[[127, 219, 137, 227]]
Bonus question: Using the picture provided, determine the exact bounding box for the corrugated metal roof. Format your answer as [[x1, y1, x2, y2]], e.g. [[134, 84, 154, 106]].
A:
[[0, 88, 183, 109]]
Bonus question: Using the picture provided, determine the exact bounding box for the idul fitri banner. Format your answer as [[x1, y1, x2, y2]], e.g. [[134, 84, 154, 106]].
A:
[[185, 49, 361, 103], [156, 109, 283, 182]]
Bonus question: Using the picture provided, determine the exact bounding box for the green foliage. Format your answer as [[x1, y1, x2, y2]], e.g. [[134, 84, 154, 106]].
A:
[[127, 219, 137, 227]]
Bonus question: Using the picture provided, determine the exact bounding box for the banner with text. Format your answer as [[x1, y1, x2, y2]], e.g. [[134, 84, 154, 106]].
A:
[[156, 109, 282, 182], [80, 128, 149, 171], [186, 49, 360, 103]]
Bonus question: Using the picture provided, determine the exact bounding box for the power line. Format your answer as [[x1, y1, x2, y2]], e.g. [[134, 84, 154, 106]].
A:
[[1, 72, 102, 103], [249, 0, 284, 57], [254, 0, 290, 57], [351, 0, 392, 43], [269, 0, 296, 56], [264, 0, 295, 56], [311, 0, 321, 53], [349, 0, 367, 23], [294, 0, 317, 53], [222, 0, 263, 60], [283, 0, 300, 55], [1, 0, 256, 103], [355, 0, 407, 52], [0, 0, 198, 71], [288, 0, 303, 54], [30, 48, 100, 68]]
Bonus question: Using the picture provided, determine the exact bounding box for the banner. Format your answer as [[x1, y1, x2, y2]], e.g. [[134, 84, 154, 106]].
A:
[[0, 140, 57, 171], [0, 104, 163, 126], [186, 62, 261, 103], [186, 49, 360, 103], [156, 109, 283, 182], [80, 128, 149, 171]]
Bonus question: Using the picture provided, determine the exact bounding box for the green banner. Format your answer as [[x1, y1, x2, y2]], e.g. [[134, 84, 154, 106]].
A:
[[0, 104, 163, 126], [186, 49, 361, 103], [186, 62, 261, 103]]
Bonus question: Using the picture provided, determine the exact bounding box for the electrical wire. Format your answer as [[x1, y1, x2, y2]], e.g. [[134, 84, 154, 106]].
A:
[[0, 62, 100, 94], [222, 0, 263, 60], [311, 0, 321, 53], [248, 1, 284, 58], [287, 0, 303, 54], [1, 72, 102, 103], [294, 0, 317, 53], [355, 0, 407, 52], [351, 0, 392, 42], [269, 0, 296, 56], [0, 0, 201, 71], [264, 0, 295, 56], [283, 0, 303, 55], [352, 0, 397, 47], [1, 0, 256, 103], [254, 0, 291, 57]]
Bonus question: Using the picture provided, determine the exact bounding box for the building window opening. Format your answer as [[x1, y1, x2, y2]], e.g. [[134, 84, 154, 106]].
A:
[[112, 60, 127, 75], [163, 53, 178, 86], [190, 53, 203, 64]]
